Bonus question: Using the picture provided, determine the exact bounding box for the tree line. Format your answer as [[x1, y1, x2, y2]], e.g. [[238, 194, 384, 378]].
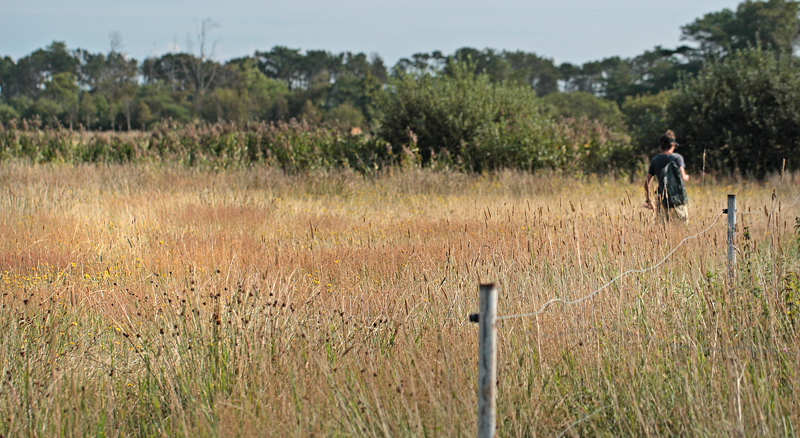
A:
[[1, 0, 800, 176]]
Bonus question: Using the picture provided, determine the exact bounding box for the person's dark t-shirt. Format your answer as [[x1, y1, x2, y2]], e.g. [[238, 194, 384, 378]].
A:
[[648, 153, 685, 178]]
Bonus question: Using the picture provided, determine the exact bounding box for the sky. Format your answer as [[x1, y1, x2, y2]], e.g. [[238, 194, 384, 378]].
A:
[[1, 0, 741, 67]]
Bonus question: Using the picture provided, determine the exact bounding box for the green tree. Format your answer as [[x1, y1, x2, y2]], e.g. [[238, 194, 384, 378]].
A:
[[368, 54, 389, 83], [74, 49, 105, 93], [232, 60, 289, 121], [681, 0, 800, 57], [327, 71, 381, 127], [204, 59, 288, 123], [142, 53, 194, 93], [134, 84, 191, 125], [183, 19, 221, 116], [42, 71, 79, 128], [11, 96, 34, 119], [77, 92, 98, 128], [9, 42, 79, 100], [324, 102, 365, 128], [202, 87, 242, 122], [393, 51, 447, 76], [256, 46, 307, 89], [28, 98, 62, 126], [302, 50, 342, 88], [626, 47, 699, 97], [98, 52, 139, 130], [557, 48, 697, 104], [447, 48, 508, 82], [667, 47, 800, 176], [0, 103, 19, 122], [136, 100, 153, 129], [0, 56, 15, 104], [502, 50, 561, 96], [544, 91, 626, 130], [621, 89, 676, 156]]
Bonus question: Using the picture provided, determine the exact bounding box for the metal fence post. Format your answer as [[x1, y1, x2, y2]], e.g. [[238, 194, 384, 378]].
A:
[[726, 194, 737, 284], [477, 283, 497, 438]]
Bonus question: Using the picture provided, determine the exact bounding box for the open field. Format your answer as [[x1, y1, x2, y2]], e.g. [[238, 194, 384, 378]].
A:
[[1, 164, 799, 437]]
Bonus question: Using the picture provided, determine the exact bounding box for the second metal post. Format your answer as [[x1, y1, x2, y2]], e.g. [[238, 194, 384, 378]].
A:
[[727, 194, 737, 284]]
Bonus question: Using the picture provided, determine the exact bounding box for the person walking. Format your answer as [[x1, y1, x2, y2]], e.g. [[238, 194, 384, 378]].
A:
[[643, 130, 689, 223]]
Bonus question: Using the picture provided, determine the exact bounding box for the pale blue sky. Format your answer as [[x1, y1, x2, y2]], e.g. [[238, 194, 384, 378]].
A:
[[1, 0, 739, 66]]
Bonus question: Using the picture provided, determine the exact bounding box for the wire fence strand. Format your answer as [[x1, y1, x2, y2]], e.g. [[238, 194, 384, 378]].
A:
[[556, 405, 612, 438], [497, 211, 726, 321], [497, 192, 799, 322]]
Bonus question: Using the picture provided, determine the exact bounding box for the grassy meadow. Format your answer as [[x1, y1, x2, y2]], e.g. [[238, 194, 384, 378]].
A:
[[1, 163, 799, 437]]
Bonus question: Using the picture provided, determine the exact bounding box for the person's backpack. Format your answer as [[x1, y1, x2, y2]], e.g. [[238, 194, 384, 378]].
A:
[[658, 159, 688, 208]]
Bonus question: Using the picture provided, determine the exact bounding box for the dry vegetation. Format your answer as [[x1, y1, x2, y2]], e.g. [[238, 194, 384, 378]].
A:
[[0, 164, 799, 437]]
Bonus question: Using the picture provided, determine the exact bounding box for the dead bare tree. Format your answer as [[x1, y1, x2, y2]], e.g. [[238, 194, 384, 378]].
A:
[[105, 31, 137, 131], [183, 19, 220, 116]]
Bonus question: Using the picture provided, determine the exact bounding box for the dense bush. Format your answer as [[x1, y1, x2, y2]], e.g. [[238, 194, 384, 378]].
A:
[[0, 103, 19, 123], [377, 63, 552, 171], [668, 48, 800, 177], [621, 90, 676, 157], [543, 91, 626, 131], [377, 63, 633, 173], [556, 117, 636, 175]]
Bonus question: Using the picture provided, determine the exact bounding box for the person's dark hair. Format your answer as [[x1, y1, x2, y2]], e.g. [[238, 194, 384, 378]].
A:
[[658, 130, 677, 150]]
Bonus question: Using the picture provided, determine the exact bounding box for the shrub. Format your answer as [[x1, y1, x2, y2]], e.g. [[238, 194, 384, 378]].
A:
[[544, 91, 626, 131], [0, 103, 19, 123], [324, 103, 365, 129], [27, 98, 63, 126], [377, 62, 565, 171], [621, 89, 676, 157]]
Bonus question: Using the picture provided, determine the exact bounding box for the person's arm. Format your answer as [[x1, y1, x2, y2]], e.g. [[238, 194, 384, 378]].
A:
[[676, 154, 689, 181], [644, 173, 654, 209]]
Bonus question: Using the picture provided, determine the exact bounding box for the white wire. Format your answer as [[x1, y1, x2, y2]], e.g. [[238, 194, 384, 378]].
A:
[[498, 211, 725, 321], [789, 192, 800, 208], [556, 404, 612, 438]]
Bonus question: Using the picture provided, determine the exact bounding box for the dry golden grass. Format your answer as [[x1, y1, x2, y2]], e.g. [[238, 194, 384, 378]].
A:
[[0, 163, 799, 436]]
